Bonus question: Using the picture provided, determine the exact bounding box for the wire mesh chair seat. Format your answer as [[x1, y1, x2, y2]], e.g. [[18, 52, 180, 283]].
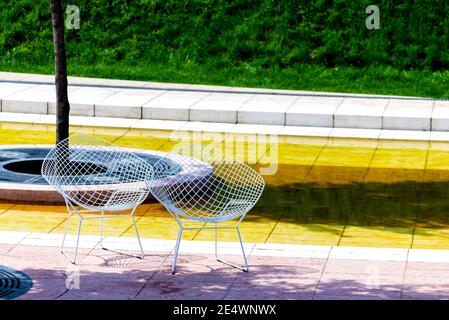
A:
[[61, 184, 149, 212], [150, 144, 265, 273], [41, 134, 154, 264]]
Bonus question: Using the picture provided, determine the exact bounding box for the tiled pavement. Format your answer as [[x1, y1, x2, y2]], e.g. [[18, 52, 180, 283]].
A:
[[1, 72, 449, 133], [2, 233, 449, 300]]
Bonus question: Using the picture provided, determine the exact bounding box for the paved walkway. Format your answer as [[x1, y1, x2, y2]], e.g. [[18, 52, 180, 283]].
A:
[[2, 232, 449, 300], [1, 72, 449, 139]]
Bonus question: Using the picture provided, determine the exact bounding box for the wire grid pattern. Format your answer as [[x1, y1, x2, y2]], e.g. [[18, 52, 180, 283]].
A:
[[151, 142, 265, 223], [41, 134, 154, 212]]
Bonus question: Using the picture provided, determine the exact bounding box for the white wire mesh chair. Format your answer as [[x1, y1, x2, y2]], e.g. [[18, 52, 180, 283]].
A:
[[150, 143, 265, 273], [41, 134, 154, 264]]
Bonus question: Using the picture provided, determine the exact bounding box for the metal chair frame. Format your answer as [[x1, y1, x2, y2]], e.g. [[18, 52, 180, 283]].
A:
[[41, 134, 153, 264], [170, 214, 249, 274], [150, 143, 265, 274]]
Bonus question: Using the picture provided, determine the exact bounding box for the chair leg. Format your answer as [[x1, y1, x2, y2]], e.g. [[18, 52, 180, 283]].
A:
[[98, 207, 145, 259], [61, 217, 83, 265], [60, 207, 145, 264], [61, 213, 83, 265], [172, 225, 183, 274], [61, 212, 74, 253], [131, 215, 145, 259], [73, 218, 83, 264], [215, 225, 249, 272], [236, 227, 249, 272], [214, 223, 218, 259], [99, 211, 105, 249]]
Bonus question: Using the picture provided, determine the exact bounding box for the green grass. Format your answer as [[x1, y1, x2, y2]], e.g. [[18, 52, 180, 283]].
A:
[[2, 60, 449, 98], [2, 0, 449, 98]]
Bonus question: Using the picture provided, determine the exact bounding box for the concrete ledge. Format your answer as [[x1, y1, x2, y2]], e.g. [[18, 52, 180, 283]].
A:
[[286, 97, 342, 127], [431, 101, 449, 131], [95, 104, 142, 119], [48, 102, 94, 117], [0, 111, 448, 142], [334, 98, 388, 129], [382, 100, 434, 131], [0, 73, 447, 134], [142, 91, 207, 121], [189, 93, 253, 123], [238, 95, 297, 125], [2, 99, 48, 114]]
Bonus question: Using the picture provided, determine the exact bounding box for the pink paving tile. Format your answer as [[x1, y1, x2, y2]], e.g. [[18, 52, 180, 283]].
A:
[[82, 249, 168, 271], [402, 275, 449, 297], [151, 272, 237, 283], [0, 254, 71, 273], [0, 243, 15, 254], [403, 274, 449, 285], [16, 277, 67, 300], [314, 293, 398, 300], [16, 267, 66, 280], [136, 282, 230, 300], [324, 260, 406, 276], [58, 291, 136, 300], [238, 264, 324, 280], [229, 277, 319, 295], [401, 285, 449, 297], [225, 291, 313, 300], [401, 293, 449, 300], [248, 256, 327, 267], [158, 254, 244, 275], [406, 261, 449, 271], [316, 273, 403, 299], [136, 290, 227, 300], [405, 268, 449, 278], [6, 245, 92, 269], [146, 277, 231, 290], [401, 285, 449, 300], [74, 268, 154, 285], [54, 272, 147, 300]]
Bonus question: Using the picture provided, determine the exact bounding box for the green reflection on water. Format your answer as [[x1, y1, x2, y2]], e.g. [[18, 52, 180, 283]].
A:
[[255, 164, 449, 229]]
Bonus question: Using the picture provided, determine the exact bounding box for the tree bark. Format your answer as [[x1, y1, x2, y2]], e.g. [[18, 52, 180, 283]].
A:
[[50, 0, 70, 144]]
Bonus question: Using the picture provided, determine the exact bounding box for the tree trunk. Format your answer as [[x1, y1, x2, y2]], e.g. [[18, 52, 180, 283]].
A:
[[50, 0, 70, 144]]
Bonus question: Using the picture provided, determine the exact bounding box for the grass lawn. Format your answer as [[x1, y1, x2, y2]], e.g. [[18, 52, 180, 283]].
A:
[[3, 1, 449, 99]]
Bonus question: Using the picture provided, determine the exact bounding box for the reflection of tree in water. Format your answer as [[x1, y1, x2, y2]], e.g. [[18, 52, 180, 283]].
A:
[[252, 164, 449, 230]]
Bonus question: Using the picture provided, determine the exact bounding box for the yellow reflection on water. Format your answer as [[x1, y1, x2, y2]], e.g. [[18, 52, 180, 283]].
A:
[[2, 124, 449, 248]]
